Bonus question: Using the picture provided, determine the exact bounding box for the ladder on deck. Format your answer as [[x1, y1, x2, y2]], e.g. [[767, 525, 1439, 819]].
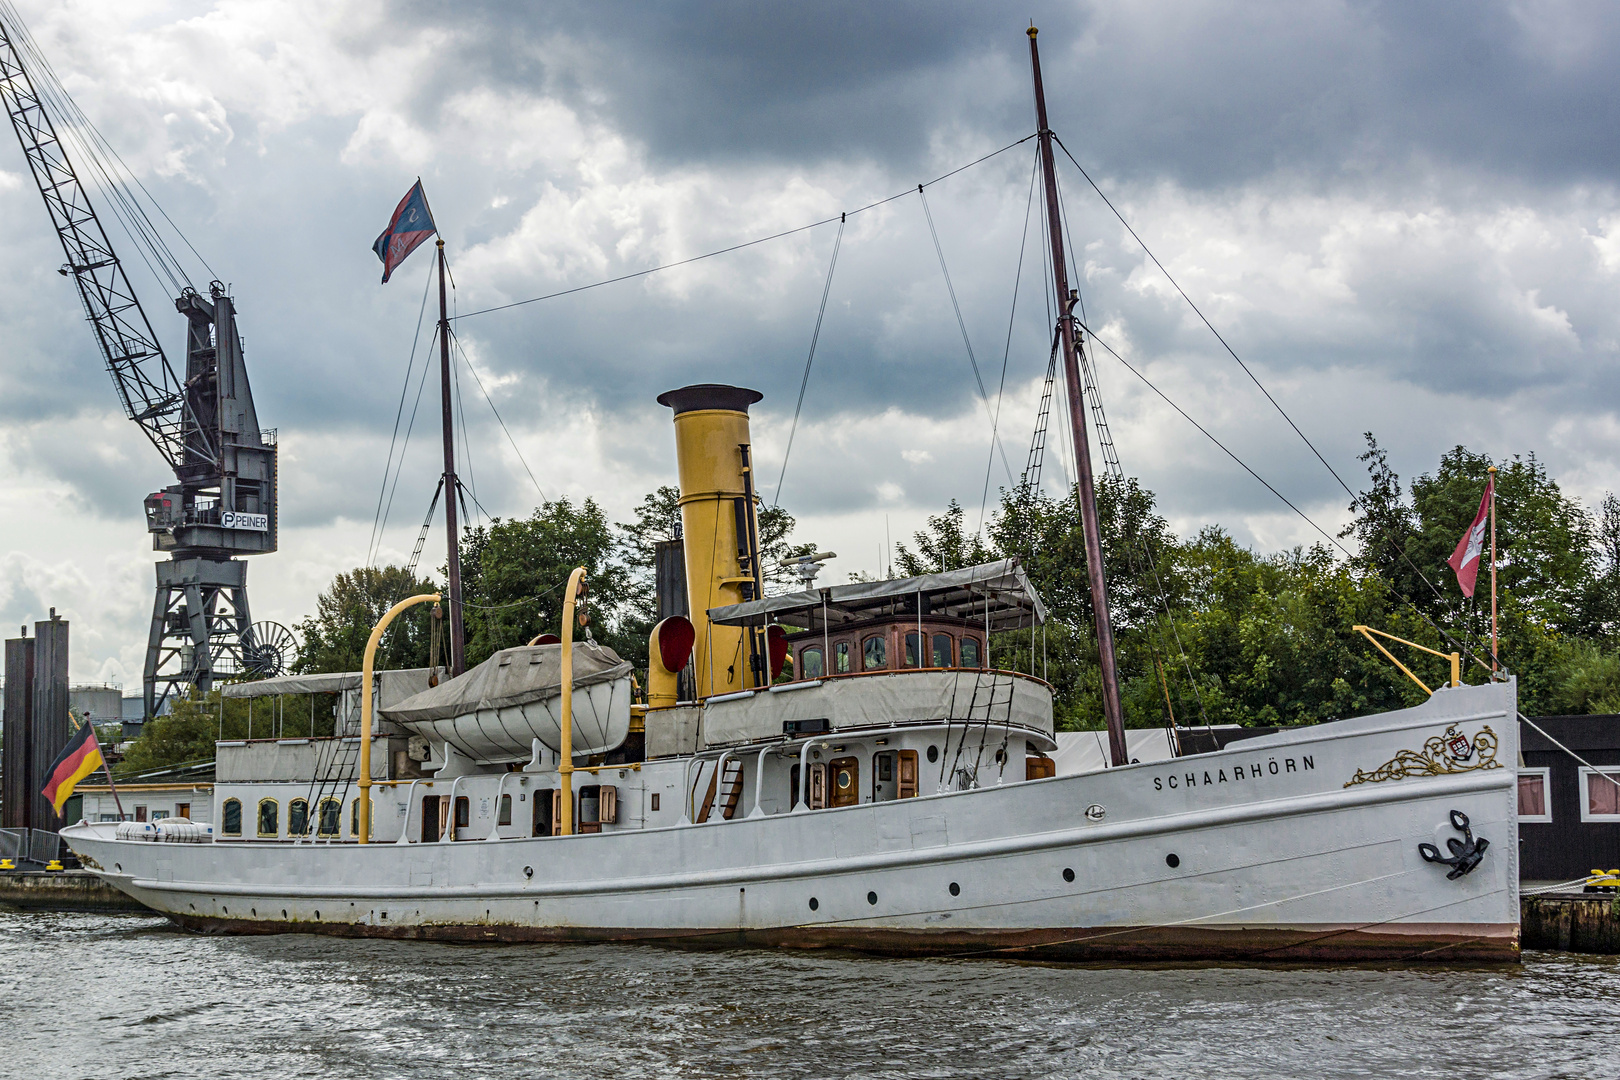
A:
[[696, 758, 744, 823]]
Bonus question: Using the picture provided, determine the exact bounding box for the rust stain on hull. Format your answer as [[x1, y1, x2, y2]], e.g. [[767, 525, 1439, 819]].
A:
[[164, 914, 1519, 964]]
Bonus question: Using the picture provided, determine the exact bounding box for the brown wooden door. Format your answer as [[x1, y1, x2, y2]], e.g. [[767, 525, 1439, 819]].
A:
[[809, 763, 827, 809], [830, 757, 859, 807], [898, 750, 919, 798]]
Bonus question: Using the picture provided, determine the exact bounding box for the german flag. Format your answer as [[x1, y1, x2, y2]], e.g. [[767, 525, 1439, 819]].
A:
[[42, 722, 105, 817]]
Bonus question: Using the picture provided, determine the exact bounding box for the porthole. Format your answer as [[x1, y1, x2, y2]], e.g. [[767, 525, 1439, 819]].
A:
[[114, 863, 121, 873], [926, 745, 939, 763], [314, 910, 321, 919], [282, 910, 288, 918], [867, 891, 878, 905], [949, 882, 961, 897], [1166, 853, 1181, 868], [251, 908, 257, 917], [1062, 868, 1075, 883], [523, 865, 534, 879], [808, 897, 819, 911]]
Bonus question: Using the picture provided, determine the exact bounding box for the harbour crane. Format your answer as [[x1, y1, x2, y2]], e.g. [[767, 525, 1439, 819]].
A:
[[0, 10, 292, 717]]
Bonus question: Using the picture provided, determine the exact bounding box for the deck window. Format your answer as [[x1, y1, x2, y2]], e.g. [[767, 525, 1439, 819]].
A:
[[350, 798, 373, 839], [863, 635, 887, 670], [800, 645, 825, 680], [257, 798, 279, 838], [961, 637, 982, 668], [932, 633, 952, 668], [1518, 769, 1551, 822], [288, 798, 309, 836], [1580, 767, 1620, 821], [835, 642, 851, 674], [317, 798, 341, 837], [498, 793, 513, 827], [221, 798, 242, 836], [904, 632, 920, 668]]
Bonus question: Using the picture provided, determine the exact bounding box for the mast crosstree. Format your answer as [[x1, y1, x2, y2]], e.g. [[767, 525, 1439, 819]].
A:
[[0, 12, 284, 717]]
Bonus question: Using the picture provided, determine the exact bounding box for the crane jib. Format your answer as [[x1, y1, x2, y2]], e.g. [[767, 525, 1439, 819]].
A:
[[0, 10, 285, 720]]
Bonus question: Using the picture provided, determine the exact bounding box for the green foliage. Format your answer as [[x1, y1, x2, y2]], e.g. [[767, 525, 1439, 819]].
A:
[[907, 437, 1620, 731], [294, 565, 440, 675], [460, 497, 639, 667]]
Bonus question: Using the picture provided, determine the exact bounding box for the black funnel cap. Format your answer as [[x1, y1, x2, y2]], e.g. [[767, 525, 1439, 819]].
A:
[[657, 384, 763, 416]]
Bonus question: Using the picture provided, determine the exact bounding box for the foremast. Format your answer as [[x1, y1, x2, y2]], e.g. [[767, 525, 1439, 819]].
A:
[[1028, 26, 1128, 767]]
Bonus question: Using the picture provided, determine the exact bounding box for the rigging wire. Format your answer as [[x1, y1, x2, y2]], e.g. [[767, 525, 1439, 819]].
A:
[[449, 328, 548, 503], [1052, 134, 1495, 668], [1052, 134, 1357, 503], [454, 134, 1038, 321], [918, 184, 1017, 488], [367, 256, 437, 565], [772, 213, 845, 506], [977, 146, 1042, 537], [1078, 317, 1494, 671], [374, 314, 441, 563]]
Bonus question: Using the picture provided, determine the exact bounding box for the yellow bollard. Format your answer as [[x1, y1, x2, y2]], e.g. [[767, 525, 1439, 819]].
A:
[[0, 858, 15, 871], [45, 859, 64, 872]]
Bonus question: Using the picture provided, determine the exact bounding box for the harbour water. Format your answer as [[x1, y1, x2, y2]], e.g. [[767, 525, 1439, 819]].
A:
[[1, 909, 1614, 1079]]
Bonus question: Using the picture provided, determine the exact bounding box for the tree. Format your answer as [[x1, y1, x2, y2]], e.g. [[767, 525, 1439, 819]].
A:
[[460, 497, 638, 667], [894, 500, 995, 576], [294, 565, 440, 675]]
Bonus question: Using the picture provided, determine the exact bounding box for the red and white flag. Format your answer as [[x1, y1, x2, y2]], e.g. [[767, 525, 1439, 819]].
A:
[[1447, 477, 1494, 598]]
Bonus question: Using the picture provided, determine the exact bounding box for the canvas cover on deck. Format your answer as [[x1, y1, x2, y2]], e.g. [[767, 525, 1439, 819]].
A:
[[707, 558, 1047, 632], [381, 643, 630, 725]]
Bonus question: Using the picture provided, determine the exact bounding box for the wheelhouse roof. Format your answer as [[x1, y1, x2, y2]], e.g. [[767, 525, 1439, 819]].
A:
[[707, 558, 1047, 632]]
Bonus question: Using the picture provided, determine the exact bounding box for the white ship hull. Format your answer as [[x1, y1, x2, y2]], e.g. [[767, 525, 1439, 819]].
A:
[[63, 681, 1520, 962]]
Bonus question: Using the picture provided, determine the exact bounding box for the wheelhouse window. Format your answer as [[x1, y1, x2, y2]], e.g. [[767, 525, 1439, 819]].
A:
[[288, 798, 309, 837], [1518, 769, 1551, 822], [221, 798, 242, 836], [1580, 767, 1620, 821], [904, 632, 921, 668], [835, 642, 851, 674], [317, 798, 341, 837], [257, 798, 279, 838], [961, 637, 982, 668], [863, 635, 887, 670], [800, 645, 825, 680], [932, 633, 952, 668]]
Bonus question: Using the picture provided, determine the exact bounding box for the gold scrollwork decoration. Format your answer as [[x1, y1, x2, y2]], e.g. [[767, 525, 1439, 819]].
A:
[[1343, 724, 1501, 788]]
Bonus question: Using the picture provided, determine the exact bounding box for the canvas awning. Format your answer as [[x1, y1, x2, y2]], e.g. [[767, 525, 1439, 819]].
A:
[[706, 558, 1048, 632], [221, 667, 437, 700]]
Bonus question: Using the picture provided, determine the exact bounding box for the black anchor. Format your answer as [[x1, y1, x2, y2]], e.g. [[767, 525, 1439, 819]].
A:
[[1419, 810, 1490, 880]]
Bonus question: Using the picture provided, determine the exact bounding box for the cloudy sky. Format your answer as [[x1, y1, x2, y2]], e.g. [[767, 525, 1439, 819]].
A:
[[0, 0, 1617, 687]]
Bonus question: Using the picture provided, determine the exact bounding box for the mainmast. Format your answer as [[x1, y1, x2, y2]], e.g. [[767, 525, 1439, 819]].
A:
[[437, 239, 465, 675], [1028, 26, 1128, 767]]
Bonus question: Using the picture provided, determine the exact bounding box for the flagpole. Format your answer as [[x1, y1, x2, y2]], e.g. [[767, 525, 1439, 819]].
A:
[[1489, 465, 1498, 676], [98, 731, 125, 821]]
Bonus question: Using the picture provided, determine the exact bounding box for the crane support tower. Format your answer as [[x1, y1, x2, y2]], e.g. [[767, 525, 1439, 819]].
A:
[[0, 14, 282, 717]]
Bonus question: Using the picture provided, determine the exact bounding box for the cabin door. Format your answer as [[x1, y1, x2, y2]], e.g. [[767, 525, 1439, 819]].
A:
[[420, 795, 441, 843], [873, 752, 897, 801], [898, 749, 919, 798], [809, 763, 827, 809], [533, 789, 554, 836], [829, 757, 859, 807]]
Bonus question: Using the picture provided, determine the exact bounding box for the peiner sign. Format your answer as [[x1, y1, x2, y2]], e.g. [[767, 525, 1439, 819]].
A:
[[221, 511, 269, 531]]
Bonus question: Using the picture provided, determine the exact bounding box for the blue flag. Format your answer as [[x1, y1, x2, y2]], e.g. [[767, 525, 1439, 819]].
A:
[[373, 180, 437, 283]]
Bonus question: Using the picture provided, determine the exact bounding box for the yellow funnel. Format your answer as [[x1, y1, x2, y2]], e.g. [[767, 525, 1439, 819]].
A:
[[657, 384, 766, 699]]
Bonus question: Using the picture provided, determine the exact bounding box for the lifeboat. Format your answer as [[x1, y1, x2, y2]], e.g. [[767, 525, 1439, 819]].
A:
[[383, 642, 633, 764]]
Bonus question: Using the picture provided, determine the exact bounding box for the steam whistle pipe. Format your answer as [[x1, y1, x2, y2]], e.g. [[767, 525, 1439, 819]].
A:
[[558, 566, 588, 836], [358, 592, 441, 843], [1029, 26, 1128, 767]]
